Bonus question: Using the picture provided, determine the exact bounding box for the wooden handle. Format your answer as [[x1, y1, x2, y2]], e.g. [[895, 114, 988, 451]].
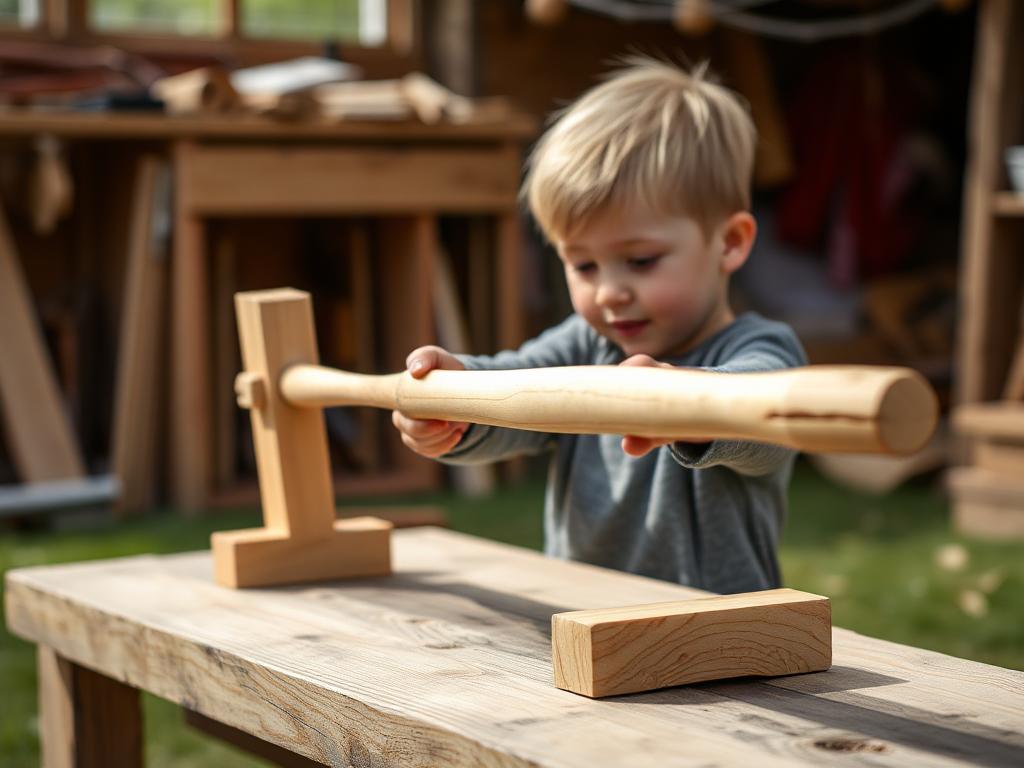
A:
[[272, 364, 938, 455]]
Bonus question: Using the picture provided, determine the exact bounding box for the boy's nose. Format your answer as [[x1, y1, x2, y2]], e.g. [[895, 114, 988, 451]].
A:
[[596, 280, 632, 307]]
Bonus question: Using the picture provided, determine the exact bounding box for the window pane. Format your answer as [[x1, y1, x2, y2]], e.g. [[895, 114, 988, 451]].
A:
[[243, 0, 371, 43], [91, 0, 218, 35], [0, 0, 39, 27]]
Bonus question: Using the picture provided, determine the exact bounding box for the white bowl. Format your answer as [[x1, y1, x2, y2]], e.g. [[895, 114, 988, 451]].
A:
[[1007, 146, 1024, 193]]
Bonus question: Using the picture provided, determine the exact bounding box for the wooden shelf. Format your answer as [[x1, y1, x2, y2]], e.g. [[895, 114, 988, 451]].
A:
[[993, 191, 1024, 217]]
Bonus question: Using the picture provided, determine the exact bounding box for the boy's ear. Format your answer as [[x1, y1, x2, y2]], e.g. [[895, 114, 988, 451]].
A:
[[718, 212, 756, 275]]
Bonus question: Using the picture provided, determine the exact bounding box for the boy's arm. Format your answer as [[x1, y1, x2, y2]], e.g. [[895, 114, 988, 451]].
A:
[[439, 315, 596, 465], [668, 339, 808, 476]]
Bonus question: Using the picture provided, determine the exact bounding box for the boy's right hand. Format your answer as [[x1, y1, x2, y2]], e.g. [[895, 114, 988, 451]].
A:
[[391, 346, 470, 458]]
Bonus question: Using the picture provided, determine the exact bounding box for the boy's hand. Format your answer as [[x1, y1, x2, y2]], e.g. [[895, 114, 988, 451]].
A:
[[618, 355, 707, 457], [392, 346, 470, 458]]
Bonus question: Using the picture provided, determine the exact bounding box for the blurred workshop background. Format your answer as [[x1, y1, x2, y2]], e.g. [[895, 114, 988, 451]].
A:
[[0, 1, 1022, 764]]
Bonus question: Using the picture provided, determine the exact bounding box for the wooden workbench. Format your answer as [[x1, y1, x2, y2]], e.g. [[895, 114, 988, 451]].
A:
[[0, 109, 537, 510], [5, 527, 1023, 767]]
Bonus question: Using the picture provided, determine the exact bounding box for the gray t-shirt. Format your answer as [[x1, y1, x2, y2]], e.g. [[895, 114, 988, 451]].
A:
[[444, 312, 807, 594]]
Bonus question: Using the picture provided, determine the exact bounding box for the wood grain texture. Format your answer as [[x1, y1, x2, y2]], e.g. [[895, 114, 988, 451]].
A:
[[552, 589, 831, 697], [6, 528, 1024, 768], [280, 363, 939, 455]]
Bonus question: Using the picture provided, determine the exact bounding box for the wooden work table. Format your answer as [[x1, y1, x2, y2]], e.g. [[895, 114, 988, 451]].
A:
[[0, 109, 537, 510], [5, 527, 1023, 767]]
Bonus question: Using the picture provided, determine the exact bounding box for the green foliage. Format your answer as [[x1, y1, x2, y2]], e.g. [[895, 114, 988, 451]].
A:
[[1, 462, 1021, 766], [89, 0, 363, 39]]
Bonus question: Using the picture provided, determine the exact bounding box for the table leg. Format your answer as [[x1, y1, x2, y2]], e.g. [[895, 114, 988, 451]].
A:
[[37, 646, 143, 768]]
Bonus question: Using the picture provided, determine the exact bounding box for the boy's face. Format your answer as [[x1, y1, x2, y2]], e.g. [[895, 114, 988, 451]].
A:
[[556, 207, 749, 359]]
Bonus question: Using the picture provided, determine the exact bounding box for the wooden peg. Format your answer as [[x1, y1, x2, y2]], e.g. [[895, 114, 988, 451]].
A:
[[526, 0, 569, 26], [212, 289, 391, 588], [552, 589, 831, 698], [234, 371, 265, 410]]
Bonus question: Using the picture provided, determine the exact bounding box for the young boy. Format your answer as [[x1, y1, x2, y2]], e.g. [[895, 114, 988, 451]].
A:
[[392, 58, 807, 594]]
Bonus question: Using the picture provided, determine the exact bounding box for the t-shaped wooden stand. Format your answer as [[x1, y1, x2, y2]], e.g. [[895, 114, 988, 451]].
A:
[[211, 288, 392, 588]]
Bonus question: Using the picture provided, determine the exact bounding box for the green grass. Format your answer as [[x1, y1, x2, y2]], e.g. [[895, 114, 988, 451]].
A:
[[2, 461, 1021, 766]]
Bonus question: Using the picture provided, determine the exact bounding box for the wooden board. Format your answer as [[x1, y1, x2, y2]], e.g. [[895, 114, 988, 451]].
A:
[[948, 465, 1024, 539], [0, 110, 538, 141], [111, 155, 170, 515], [953, 401, 1024, 440], [0, 202, 85, 482], [552, 589, 831, 698], [973, 440, 1024, 475], [177, 145, 521, 215], [6, 528, 1024, 767]]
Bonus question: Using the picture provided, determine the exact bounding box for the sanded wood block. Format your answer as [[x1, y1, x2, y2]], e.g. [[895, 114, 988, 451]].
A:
[[551, 588, 831, 697], [212, 516, 392, 588]]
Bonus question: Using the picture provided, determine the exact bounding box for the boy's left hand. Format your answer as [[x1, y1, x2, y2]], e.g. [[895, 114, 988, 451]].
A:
[[618, 355, 707, 457]]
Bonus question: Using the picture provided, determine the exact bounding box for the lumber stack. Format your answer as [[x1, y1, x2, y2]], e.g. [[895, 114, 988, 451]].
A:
[[950, 401, 1024, 539]]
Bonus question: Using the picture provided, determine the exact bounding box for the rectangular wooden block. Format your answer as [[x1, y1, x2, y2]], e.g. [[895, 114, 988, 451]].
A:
[[552, 588, 831, 698]]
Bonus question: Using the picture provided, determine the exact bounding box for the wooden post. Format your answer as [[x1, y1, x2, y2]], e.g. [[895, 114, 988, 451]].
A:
[[211, 289, 391, 588], [171, 141, 211, 512], [112, 155, 170, 515]]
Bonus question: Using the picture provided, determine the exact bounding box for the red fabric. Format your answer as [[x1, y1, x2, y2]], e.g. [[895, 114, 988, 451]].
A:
[[776, 50, 921, 287]]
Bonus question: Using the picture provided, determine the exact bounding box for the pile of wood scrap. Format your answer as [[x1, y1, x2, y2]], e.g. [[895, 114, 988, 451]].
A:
[[151, 61, 510, 124]]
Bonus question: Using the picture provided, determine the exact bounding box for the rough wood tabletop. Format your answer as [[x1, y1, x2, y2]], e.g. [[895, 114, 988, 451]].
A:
[[5, 527, 1024, 767]]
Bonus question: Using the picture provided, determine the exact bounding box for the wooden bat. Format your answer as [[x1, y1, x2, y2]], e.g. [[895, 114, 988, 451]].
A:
[[246, 363, 939, 455]]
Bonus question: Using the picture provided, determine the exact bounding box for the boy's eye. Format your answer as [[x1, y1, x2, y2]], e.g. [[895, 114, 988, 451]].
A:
[[627, 254, 662, 269], [572, 262, 597, 275]]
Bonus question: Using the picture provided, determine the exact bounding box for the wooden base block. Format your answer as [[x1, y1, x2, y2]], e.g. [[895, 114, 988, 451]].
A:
[[551, 588, 831, 698], [212, 516, 392, 588]]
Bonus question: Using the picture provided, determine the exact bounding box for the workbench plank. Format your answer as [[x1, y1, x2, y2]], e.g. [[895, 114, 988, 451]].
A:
[[6, 529, 1024, 767], [177, 145, 521, 215], [0, 109, 538, 141]]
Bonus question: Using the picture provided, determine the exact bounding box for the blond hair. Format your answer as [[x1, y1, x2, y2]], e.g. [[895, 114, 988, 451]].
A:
[[522, 57, 756, 241]]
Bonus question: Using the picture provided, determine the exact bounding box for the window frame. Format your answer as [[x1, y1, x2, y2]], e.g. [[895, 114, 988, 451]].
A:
[[1, 0, 420, 75]]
